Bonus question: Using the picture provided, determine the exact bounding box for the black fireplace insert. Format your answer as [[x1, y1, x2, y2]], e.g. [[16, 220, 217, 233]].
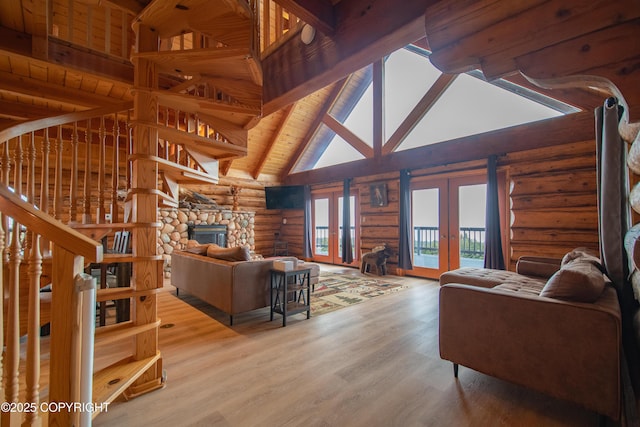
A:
[[188, 224, 227, 247]]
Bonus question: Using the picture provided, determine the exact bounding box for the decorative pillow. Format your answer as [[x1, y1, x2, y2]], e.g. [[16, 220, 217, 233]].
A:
[[561, 247, 603, 270], [540, 256, 605, 303], [185, 241, 219, 255], [206, 245, 251, 262]]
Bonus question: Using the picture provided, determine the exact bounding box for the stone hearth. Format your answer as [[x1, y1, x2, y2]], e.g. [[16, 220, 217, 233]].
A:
[[158, 207, 255, 270]]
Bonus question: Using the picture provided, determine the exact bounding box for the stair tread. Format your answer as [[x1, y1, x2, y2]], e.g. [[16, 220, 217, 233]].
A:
[[92, 352, 161, 415], [95, 320, 161, 347], [96, 286, 161, 302], [154, 123, 247, 160], [130, 153, 222, 185], [134, 48, 261, 86]]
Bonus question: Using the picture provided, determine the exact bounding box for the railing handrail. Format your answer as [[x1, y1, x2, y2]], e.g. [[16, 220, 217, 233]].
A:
[[0, 101, 133, 143], [0, 185, 103, 262]]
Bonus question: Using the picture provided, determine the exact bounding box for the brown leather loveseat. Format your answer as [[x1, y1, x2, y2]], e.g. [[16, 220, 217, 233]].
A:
[[438, 250, 621, 422]]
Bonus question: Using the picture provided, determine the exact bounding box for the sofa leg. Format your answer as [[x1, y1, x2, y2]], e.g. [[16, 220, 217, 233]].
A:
[[453, 363, 459, 378], [229, 315, 233, 326], [176, 288, 179, 297]]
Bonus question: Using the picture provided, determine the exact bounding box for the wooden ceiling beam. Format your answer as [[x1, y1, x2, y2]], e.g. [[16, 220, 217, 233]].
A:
[[322, 113, 372, 158], [271, 0, 335, 35], [253, 103, 295, 179], [383, 72, 458, 155], [0, 69, 125, 109], [0, 99, 64, 120], [284, 111, 595, 185], [426, 0, 640, 78], [262, 0, 433, 115]]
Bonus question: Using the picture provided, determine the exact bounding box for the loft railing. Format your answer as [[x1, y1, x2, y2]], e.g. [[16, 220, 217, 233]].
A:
[[0, 185, 102, 426]]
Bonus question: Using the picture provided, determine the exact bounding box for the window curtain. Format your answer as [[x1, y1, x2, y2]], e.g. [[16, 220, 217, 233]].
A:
[[303, 185, 313, 258], [595, 97, 630, 290], [341, 179, 353, 263], [398, 169, 413, 270], [484, 155, 505, 270]]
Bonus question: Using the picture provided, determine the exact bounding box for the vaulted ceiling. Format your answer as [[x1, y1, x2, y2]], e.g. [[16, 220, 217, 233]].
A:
[[0, 0, 638, 183]]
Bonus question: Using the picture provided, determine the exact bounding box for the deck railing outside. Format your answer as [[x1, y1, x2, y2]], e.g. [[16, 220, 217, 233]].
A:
[[414, 226, 485, 259]]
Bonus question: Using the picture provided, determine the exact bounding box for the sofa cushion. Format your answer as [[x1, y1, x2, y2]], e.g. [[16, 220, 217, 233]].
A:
[[540, 251, 605, 303], [206, 245, 251, 262]]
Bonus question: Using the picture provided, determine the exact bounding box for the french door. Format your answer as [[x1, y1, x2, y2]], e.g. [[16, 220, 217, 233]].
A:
[[410, 174, 487, 279], [312, 190, 359, 266]]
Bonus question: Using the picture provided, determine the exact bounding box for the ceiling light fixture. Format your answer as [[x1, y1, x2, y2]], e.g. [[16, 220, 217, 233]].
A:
[[301, 24, 316, 45]]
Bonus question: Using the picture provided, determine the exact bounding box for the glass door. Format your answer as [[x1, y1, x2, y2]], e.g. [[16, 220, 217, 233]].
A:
[[410, 175, 486, 279], [312, 191, 359, 265], [411, 179, 448, 278]]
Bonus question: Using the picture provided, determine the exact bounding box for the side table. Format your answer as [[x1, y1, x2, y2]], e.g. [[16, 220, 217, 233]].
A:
[[270, 267, 311, 326]]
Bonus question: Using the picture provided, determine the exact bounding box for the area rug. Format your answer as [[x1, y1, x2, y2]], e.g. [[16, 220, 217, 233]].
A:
[[311, 271, 409, 316]]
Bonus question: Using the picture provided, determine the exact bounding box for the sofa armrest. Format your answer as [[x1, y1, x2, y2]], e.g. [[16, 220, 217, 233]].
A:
[[439, 283, 621, 420], [515, 256, 561, 279]]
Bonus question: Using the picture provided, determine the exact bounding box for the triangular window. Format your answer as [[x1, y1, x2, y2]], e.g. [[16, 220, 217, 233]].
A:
[[310, 45, 576, 170]]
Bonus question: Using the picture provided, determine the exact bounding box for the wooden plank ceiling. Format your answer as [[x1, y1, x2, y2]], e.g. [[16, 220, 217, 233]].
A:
[[0, 0, 638, 183]]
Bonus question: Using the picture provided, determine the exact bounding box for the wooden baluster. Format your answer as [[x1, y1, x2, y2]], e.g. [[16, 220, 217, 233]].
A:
[[104, 5, 111, 55], [54, 124, 64, 221], [112, 113, 120, 224], [83, 118, 92, 224], [70, 122, 80, 223], [263, 0, 270, 50], [127, 112, 132, 190], [25, 130, 42, 425], [4, 136, 23, 426], [275, 3, 283, 41], [1, 140, 11, 263], [97, 116, 106, 223]]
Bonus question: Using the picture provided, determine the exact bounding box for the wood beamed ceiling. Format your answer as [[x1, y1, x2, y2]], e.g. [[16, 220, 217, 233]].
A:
[[0, 0, 638, 184]]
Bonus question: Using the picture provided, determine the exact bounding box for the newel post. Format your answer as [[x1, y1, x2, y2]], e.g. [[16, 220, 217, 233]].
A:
[[47, 245, 85, 427]]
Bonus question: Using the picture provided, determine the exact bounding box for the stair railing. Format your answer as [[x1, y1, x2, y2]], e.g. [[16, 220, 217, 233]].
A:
[[0, 184, 102, 426]]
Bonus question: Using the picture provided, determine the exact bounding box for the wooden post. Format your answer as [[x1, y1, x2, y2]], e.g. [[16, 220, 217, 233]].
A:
[[47, 246, 84, 427], [129, 22, 163, 397]]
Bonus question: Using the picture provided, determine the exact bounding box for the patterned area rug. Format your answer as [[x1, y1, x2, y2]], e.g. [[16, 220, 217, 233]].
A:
[[311, 271, 409, 316]]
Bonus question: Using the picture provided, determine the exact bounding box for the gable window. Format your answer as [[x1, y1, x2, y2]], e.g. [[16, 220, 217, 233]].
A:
[[309, 45, 577, 170]]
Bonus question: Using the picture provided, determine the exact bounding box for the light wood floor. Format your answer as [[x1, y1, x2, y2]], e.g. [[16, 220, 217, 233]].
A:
[[93, 265, 605, 427]]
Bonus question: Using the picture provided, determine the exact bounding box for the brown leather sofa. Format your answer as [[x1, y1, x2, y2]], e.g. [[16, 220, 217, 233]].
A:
[[171, 250, 318, 325], [439, 254, 621, 421]]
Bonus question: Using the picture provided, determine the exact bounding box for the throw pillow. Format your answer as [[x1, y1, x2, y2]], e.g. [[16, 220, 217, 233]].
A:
[[185, 242, 219, 255], [540, 259, 605, 303], [206, 245, 251, 262]]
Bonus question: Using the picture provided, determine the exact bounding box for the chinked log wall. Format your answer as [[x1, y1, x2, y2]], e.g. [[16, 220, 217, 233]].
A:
[[278, 138, 599, 273]]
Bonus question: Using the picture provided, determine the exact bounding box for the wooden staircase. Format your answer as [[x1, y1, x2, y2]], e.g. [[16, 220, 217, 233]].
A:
[[0, 1, 263, 424]]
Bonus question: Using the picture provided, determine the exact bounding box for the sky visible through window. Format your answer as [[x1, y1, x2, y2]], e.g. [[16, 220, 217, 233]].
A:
[[314, 46, 564, 169]]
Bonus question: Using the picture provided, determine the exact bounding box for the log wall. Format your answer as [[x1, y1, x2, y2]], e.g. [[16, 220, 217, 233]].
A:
[[276, 139, 599, 274]]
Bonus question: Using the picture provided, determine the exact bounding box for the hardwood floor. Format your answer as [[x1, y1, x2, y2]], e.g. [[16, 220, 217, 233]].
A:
[[94, 265, 604, 426]]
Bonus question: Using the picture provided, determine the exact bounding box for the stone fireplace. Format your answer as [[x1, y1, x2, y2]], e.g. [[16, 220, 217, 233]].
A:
[[158, 207, 255, 271], [188, 224, 227, 247]]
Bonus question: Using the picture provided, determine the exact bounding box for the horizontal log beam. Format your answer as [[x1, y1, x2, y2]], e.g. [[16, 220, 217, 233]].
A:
[[262, 0, 433, 115], [284, 111, 594, 185]]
